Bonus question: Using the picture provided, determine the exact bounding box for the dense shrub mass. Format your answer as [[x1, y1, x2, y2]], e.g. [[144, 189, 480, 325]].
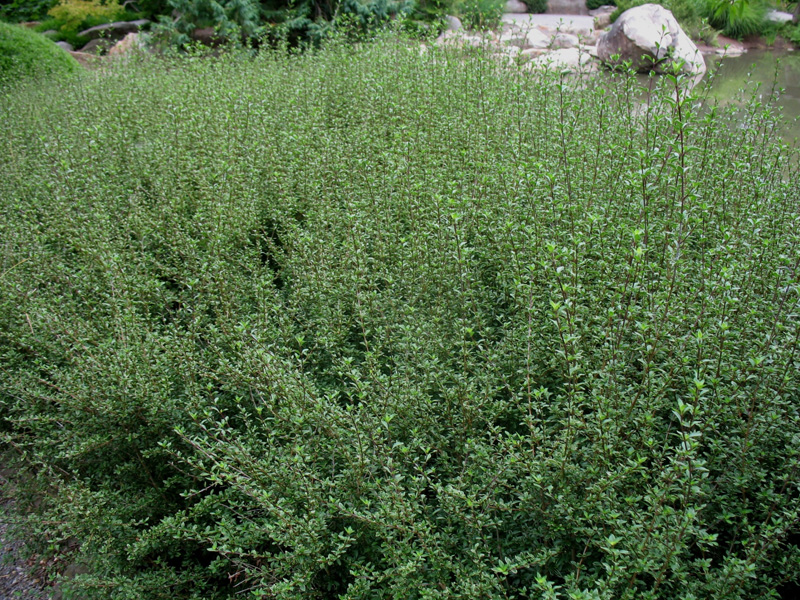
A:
[[0, 21, 80, 85], [1, 39, 799, 599], [521, 0, 547, 15], [0, 0, 56, 21]]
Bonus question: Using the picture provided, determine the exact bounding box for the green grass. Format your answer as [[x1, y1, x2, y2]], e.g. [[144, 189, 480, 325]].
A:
[[0, 21, 80, 86], [1, 35, 799, 599]]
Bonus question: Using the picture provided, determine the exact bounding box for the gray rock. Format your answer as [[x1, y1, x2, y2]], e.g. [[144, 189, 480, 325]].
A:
[[528, 47, 595, 72], [551, 31, 580, 48], [505, 0, 528, 13], [765, 9, 794, 23], [78, 19, 149, 41], [41, 29, 58, 37], [55, 41, 74, 51], [520, 47, 548, 58], [445, 15, 463, 31], [68, 50, 102, 67], [545, 0, 589, 15], [526, 28, 552, 48], [589, 5, 616, 29], [596, 4, 705, 74], [500, 29, 526, 45], [502, 13, 595, 36], [191, 26, 226, 46], [108, 32, 140, 56], [79, 38, 114, 54]]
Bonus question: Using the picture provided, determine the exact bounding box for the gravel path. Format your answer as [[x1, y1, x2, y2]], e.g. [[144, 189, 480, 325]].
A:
[[0, 498, 51, 600]]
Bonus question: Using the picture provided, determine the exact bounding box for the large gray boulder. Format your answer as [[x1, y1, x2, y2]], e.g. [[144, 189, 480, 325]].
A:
[[78, 19, 149, 41], [597, 4, 705, 74]]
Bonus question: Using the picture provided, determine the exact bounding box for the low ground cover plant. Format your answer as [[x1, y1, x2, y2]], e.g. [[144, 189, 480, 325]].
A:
[[1, 37, 799, 599]]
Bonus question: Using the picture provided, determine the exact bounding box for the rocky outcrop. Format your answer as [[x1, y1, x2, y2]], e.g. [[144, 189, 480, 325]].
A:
[[108, 32, 141, 57], [79, 38, 114, 54], [596, 4, 705, 74], [550, 31, 579, 48], [525, 28, 552, 48], [68, 51, 102, 68], [528, 47, 595, 71], [78, 19, 149, 41], [589, 5, 616, 29], [545, 0, 589, 15]]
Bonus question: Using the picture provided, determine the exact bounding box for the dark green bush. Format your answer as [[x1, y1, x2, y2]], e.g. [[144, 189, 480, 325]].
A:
[[150, 0, 414, 48], [0, 21, 80, 85], [521, 0, 546, 13], [151, 0, 262, 46], [585, 0, 613, 10], [1, 36, 799, 600], [0, 0, 57, 21]]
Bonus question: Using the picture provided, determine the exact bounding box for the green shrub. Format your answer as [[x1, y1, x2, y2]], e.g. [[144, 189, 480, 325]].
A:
[[151, 0, 262, 46], [782, 19, 800, 45], [150, 0, 414, 48], [585, 0, 612, 11], [1, 36, 799, 600], [0, 21, 80, 85], [521, 0, 547, 13], [700, 0, 767, 39], [32, 8, 147, 47], [129, 0, 170, 19], [0, 0, 58, 21], [47, 0, 125, 32], [457, 0, 504, 29]]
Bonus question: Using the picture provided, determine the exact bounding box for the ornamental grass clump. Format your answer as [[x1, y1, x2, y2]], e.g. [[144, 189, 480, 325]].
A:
[[0, 37, 799, 599]]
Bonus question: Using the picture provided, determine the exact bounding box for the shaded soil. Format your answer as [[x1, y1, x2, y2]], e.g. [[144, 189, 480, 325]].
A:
[[0, 496, 51, 600]]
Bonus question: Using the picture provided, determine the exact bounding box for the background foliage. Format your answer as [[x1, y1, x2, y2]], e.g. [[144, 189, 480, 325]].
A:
[[700, 0, 767, 39], [0, 0, 56, 22], [520, 0, 546, 14], [457, 0, 504, 29], [47, 0, 124, 32], [585, 0, 613, 11], [1, 36, 799, 599]]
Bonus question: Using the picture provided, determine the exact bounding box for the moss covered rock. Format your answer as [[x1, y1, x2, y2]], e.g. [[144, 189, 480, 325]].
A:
[[0, 22, 81, 85]]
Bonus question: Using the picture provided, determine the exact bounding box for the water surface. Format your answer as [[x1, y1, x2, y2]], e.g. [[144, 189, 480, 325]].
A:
[[702, 50, 800, 141]]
